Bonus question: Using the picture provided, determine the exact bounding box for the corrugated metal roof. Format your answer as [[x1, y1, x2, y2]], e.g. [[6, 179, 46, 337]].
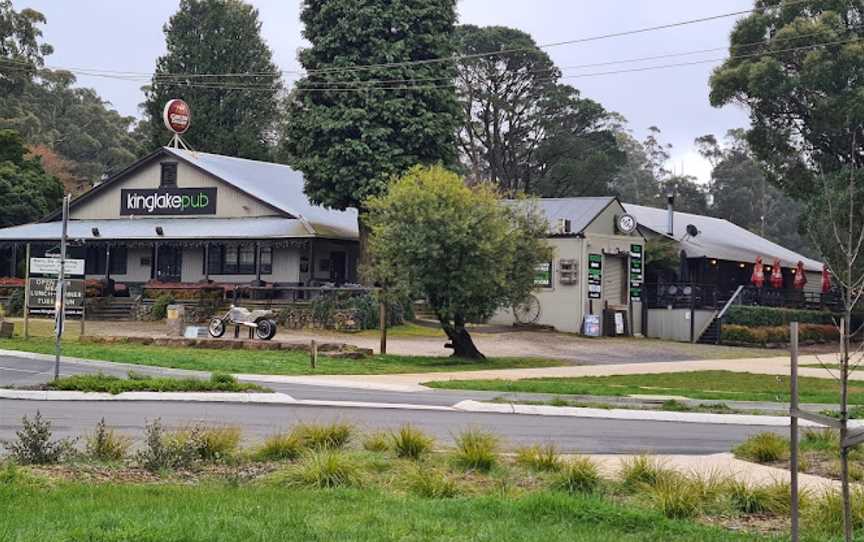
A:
[[163, 148, 358, 238], [0, 217, 310, 242], [624, 203, 822, 272], [529, 197, 616, 234]]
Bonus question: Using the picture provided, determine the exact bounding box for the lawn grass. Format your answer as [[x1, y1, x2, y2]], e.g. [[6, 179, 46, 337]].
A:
[[0, 337, 562, 375], [40, 372, 269, 394], [424, 370, 859, 404], [0, 479, 775, 542]]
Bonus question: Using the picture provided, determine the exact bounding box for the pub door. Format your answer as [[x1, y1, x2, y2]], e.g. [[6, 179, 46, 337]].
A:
[[155, 246, 183, 282]]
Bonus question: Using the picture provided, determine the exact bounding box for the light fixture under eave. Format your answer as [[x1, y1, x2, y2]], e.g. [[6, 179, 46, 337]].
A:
[[738, 263, 746, 268], [155, 226, 164, 236], [710, 259, 717, 265]]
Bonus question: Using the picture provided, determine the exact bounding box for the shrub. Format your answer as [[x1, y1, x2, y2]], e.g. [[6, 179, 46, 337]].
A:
[[255, 433, 304, 461], [85, 418, 131, 462], [407, 467, 459, 498], [46, 372, 266, 394], [3, 411, 76, 465], [515, 443, 563, 472], [619, 455, 673, 489], [210, 372, 237, 386], [294, 422, 353, 450], [362, 432, 390, 453], [135, 420, 237, 470], [6, 287, 24, 317], [150, 294, 175, 320], [733, 432, 789, 463], [553, 457, 601, 494], [286, 450, 363, 488], [725, 305, 836, 327], [721, 323, 838, 346], [390, 425, 434, 460], [453, 429, 499, 472]]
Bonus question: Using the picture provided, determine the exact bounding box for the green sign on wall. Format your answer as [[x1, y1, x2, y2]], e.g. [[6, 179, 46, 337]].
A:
[[588, 253, 602, 299], [629, 244, 643, 302]]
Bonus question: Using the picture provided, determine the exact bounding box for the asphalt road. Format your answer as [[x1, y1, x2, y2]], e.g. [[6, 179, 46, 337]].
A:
[[0, 351, 782, 453], [0, 399, 772, 454]]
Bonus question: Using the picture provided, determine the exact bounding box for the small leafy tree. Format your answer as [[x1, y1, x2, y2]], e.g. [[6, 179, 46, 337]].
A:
[[366, 165, 551, 359]]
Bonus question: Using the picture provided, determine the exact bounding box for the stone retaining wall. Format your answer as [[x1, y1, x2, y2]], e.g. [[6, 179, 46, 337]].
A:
[[78, 335, 373, 359]]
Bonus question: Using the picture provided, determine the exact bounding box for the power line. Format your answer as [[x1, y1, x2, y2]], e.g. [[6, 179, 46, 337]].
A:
[[0, 0, 818, 82], [25, 36, 849, 94]]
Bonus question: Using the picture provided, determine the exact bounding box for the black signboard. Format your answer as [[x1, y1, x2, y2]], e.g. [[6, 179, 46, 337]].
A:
[[588, 253, 602, 299], [28, 277, 84, 316], [120, 187, 217, 216], [629, 243, 643, 302]]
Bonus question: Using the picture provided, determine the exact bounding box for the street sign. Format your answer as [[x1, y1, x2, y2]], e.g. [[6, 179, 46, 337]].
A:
[[30, 257, 84, 277]]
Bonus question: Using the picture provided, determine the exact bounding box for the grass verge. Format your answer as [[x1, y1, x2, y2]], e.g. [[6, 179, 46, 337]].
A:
[[425, 370, 861, 404], [0, 336, 562, 375], [38, 372, 268, 394], [0, 477, 774, 541]]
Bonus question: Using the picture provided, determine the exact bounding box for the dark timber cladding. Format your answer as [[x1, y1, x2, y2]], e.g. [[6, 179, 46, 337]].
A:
[[0, 147, 361, 287]]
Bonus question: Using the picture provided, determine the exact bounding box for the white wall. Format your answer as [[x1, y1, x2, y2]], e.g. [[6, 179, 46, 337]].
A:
[[72, 159, 279, 220], [646, 308, 715, 342]]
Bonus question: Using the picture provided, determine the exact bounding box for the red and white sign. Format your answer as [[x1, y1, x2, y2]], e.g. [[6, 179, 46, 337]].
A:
[[163, 99, 191, 134]]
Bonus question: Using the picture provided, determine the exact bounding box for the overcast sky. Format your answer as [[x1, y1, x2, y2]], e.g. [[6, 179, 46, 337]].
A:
[[22, 0, 753, 183]]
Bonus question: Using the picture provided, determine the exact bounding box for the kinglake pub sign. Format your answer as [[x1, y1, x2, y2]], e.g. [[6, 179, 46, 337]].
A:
[[120, 187, 217, 216]]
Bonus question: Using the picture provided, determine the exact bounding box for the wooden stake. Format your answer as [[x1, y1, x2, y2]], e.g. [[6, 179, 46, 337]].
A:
[[379, 298, 387, 355], [310, 339, 317, 369], [790, 321, 799, 542]]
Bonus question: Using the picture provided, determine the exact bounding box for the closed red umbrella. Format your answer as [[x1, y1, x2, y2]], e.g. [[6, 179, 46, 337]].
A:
[[821, 264, 832, 294], [751, 256, 765, 288], [770, 258, 783, 289], [793, 261, 808, 289]]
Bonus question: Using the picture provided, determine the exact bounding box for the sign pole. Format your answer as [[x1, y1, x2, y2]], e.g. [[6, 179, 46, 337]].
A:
[[54, 195, 69, 381], [23, 243, 30, 340]]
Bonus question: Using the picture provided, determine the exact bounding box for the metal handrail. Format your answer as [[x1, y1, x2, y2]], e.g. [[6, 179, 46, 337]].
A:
[[716, 285, 745, 320]]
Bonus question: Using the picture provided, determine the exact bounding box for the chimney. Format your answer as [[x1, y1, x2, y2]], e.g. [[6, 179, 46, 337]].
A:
[[666, 193, 675, 237]]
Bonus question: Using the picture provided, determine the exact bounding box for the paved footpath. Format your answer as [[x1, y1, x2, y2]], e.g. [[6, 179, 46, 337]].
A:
[[237, 354, 852, 392]]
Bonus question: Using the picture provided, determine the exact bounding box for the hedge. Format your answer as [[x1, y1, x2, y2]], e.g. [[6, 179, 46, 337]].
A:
[[721, 324, 839, 346], [724, 305, 836, 327]]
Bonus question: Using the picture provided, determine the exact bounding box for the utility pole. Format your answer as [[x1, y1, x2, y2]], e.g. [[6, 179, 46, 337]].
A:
[[53, 194, 69, 381]]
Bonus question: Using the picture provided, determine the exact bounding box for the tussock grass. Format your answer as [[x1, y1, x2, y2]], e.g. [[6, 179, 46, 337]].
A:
[[452, 429, 499, 472], [733, 432, 789, 463], [254, 433, 304, 461], [801, 428, 839, 452], [619, 455, 675, 489], [805, 487, 864, 534], [390, 425, 434, 460], [727, 479, 802, 515], [293, 422, 353, 450], [646, 474, 702, 519], [407, 467, 459, 498], [84, 418, 131, 462], [361, 431, 390, 453], [552, 457, 601, 494], [515, 443, 563, 472], [283, 450, 363, 489]]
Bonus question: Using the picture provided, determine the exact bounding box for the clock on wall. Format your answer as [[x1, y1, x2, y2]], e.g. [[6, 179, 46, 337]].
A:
[[616, 213, 637, 234]]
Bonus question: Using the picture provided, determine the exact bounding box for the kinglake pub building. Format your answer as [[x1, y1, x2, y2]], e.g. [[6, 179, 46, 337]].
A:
[[0, 147, 360, 299], [0, 147, 832, 340]]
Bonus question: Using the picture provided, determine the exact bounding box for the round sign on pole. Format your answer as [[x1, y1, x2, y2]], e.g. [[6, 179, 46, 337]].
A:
[[163, 99, 191, 134]]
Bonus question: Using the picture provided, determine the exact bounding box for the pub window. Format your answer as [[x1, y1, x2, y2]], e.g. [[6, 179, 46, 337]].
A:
[[260, 247, 272, 274], [238, 245, 256, 274], [318, 258, 330, 272], [108, 246, 128, 275], [207, 244, 270, 275], [84, 246, 106, 275], [160, 162, 178, 188], [223, 245, 238, 274]]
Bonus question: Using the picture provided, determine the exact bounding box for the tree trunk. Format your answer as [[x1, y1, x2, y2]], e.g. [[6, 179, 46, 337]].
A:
[[440, 315, 485, 360], [357, 212, 372, 286]]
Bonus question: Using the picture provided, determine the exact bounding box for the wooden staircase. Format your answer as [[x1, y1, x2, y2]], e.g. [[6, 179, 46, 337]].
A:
[[86, 297, 137, 321]]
